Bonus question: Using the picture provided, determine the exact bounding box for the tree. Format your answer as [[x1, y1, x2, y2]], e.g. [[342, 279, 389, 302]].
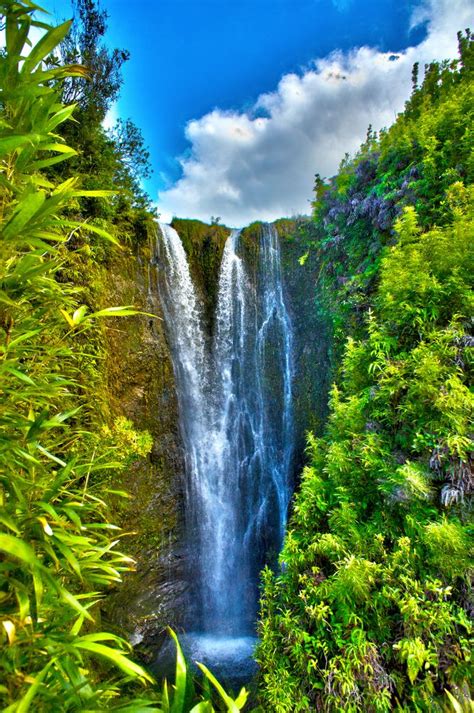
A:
[[48, 0, 153, 221], [57, 0, 129, 123], [110, 117, 153, 207]]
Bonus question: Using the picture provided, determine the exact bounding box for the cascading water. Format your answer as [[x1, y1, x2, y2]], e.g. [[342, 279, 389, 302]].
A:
[[156, 222, 294, 680]]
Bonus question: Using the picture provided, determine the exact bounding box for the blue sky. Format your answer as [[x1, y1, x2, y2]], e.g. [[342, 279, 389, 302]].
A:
[[43, 0, 472, 225]]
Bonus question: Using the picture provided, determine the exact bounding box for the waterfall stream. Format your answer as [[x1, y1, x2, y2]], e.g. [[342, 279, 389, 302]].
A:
[[156, 222, 294, 678]]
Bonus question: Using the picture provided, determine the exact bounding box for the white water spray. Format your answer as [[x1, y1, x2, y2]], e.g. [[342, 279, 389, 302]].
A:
[[156, 222, 294, 644]]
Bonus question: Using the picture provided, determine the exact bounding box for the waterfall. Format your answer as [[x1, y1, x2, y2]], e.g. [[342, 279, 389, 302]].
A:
[[156, 222, 294, 653]]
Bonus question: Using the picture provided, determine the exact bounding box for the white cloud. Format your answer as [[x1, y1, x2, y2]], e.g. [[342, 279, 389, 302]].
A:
[[158, 0, 472, 227]]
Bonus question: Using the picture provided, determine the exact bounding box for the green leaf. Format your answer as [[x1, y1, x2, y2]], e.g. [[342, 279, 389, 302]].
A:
[[73, 189, 116, 198], [89, 305, 137, 318], [443, 690, 467, 713], [40, 142, 76, 154], [0, 134, 37, 157], [4, 366, 35, 385], [168, 629, 187, 713], [3, 190, 46, 238], [57, 219, 120, 245], [54, 539, 82, 578], [31, 150, 77, 170], [196, 663, 248, 712], [73, 640, 154, 682], [36, 444, 67, 467], [111, 702, 162, 713], [45, 104, 76, 131], [69, 615, 85, 637], [6, 329, 41, 349], [22, 20, 73, 73], [0, 534, 41, 569], [161, 679, 170, 713], [6, 15, 31, 57], [189, 703, 213, 713], [14, 661, 54, 713], [72, 305, 89, 325], [60, 587, 94, 622], [0, 513, 21, 534]]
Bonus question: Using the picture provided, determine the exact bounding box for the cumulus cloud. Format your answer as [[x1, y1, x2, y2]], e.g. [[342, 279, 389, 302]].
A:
[[158, 0, 471, 227]]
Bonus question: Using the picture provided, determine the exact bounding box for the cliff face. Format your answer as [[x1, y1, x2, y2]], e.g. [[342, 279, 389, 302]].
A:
[[240, 219, 332, 470], [170, 218, 231, 331], [276, 219, 332, 448], [96, 229, 187, 655], [96, 218, 331, 655]]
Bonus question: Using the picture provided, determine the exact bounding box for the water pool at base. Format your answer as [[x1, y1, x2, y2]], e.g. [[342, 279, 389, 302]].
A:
[[153, 633, 258, 691]]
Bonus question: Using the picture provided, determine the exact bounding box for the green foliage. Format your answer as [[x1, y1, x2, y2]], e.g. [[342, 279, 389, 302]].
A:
[[159, 630, 249, 713], [305, 34, 474, 363], [0, 2, 161, 708], [56, 0, 129, 122], [0, 5, 258, 711], [47, 0, 154, 230], [258, 36, 473, 712]]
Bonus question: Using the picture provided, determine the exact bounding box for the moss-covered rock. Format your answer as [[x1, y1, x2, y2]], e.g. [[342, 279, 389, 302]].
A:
[[92, 225, 187, 651], [170, 218, 230, 330], [240, 219, 332, 475], [276, 218, 332, 449], [89, 216, 331, 656]]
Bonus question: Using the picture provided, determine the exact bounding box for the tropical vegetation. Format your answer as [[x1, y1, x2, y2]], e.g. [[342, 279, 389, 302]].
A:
[[0, 1, 247, 710], [0, 0, 472, 710], [257, 30, 473, 713]]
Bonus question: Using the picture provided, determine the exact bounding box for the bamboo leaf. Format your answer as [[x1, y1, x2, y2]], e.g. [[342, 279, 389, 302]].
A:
[[60, 587, 94, 622], [6, 15, 30, 56], [189, 703, 213, 712], [31, 150, 77, 170], [22, 20, 72, 72], [69, 615, 85, 637], [0, 534, 41, 569], [39, 142, 76, 153], [7, 329, 41, 348], [4, 366, 35, 385], [0, 513, 21, 534], [3, 191, 46, 238], [168, 629, 187, 713], [0, 134, 37, 156], [72, 305, 89, 325], [196, 663, 248, 711], [73, 640, 154, 682], [57, 219, 120, 245], [2, 619, 16, 644], [89, 305, 137, 318], [45, 104, 76, 131], [60, 308, 76, 328], [72, 189, 116, 197], [36, 444, 67, 467], [54, 538, 82, 578], [13, 661, 54, 713]]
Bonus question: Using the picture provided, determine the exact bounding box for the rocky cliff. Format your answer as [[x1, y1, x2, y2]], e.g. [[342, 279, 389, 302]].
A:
[[95, 218, 331, 657], [95, 228, 187, 656]]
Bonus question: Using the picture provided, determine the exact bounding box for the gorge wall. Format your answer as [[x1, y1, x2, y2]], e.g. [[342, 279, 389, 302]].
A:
[[95, 218, 332, 657]]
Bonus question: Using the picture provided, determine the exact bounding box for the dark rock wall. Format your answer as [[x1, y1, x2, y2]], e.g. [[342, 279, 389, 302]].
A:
[[98, 229, 187, 655], [170, 218, 230, 333], [276, 219, 332, 453], [240, 219, 332, 479]]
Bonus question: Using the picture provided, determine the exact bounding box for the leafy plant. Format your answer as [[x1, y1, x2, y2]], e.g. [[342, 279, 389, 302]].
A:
[[159, 630, 249, 713], [0, 1, 160, 708], [258, 34, 473, 712], [0, 4, 258, 710]]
